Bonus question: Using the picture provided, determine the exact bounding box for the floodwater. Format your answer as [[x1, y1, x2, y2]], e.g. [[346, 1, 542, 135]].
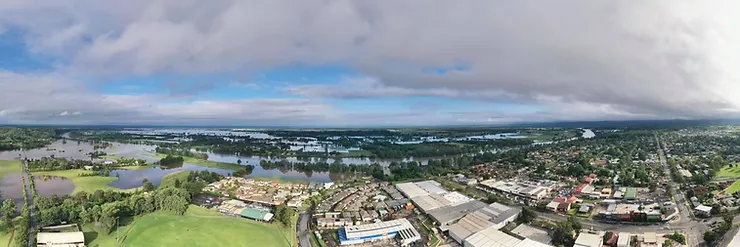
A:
[[0, 128, 599, 191], [0, 173, 73, 210], [582, 129, 596, 138], [0, 173, 24, 210], [33, 175, 75, 196]]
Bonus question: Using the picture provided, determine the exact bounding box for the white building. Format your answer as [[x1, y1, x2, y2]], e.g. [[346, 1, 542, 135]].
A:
[[574, 232, 603, 247], [338, 218, 421, 246], [462, 226, 552, 247], [617, 232, 631, 247]]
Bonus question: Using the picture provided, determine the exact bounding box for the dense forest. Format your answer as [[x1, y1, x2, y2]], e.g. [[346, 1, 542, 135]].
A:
[[0, 128, 57, 151], [158, 155, 185, 166]]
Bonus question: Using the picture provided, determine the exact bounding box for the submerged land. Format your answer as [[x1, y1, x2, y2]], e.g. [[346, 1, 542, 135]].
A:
[[0, 124, 738, 246]]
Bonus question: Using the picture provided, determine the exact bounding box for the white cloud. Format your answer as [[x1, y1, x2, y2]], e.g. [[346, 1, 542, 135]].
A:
[[0, 70, 337, 125], [2, 0, 740, 123]]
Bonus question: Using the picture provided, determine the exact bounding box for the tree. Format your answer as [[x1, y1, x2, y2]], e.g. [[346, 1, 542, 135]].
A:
[[142, 178, 154, 192], [552, 221, 575, 247], [567, 215, 582, 232], [237, 159, 242, 165], [516, 207, 537, 224], [174, 179, 182, 188], [0, 199, 16, 220], [662, 240, 672, 247], [703, 230, 717, 245]]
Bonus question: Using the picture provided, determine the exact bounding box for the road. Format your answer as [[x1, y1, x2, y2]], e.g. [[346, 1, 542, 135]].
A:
[[297, 208, 313, 247], [20, 159, 37, 247], [532, 135, 706, 246], [655, 134, 705, 247]]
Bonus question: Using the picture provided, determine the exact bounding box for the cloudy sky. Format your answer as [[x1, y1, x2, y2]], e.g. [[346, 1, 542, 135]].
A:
[[1, 0, 739, 126]]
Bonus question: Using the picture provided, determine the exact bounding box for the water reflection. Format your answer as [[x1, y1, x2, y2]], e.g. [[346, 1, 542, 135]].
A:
[[107, 163, 233, 189], [0, 173, 24, 211], [33, 175, 75, 196]]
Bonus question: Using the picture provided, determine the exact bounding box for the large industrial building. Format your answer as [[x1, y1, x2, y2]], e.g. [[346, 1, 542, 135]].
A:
[[447, 203, 521, 243], [462, 226, 553, 247], [477, 179, 557, 201], [337, 218, 421, 246], [396, 180, 478, 214]]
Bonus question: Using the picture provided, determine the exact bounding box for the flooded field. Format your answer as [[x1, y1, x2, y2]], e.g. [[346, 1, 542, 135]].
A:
[[33, 175, 75, 196], [0, 129, 597, 192]]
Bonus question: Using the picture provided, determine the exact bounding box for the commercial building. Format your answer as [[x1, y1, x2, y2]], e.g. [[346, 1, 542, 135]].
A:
[[574, 232, 603, 247], [511, 224, 552, 245], [598, 203, 663, 222], [617, 232, 631, 247], [37, 232, 86, 247], [462, 226, 553, 247], [338, 218, 421, 246], [37, 224, 85, 247], [240, 208, 274, 222], [478, 179, 556, 201], [428, 200, 488, 229], [446, 203, 520, 243]]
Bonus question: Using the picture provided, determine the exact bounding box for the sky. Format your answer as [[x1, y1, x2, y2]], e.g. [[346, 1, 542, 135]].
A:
[[1, 0, 740, 126]]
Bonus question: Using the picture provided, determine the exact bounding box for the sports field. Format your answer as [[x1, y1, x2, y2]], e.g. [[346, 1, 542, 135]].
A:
[[31, 169, 139, 194], [85, 206, 292, 247], [715, 164, 740, 179]]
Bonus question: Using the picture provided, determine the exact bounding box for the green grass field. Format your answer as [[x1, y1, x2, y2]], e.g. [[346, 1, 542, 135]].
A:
[[0, 159, 21, 179], [716, 165, 740, 179], [32, 169, 139, 194], [85, 206, 292, 247], [725, 180, 740, 194], [158, 171, 191, 188]]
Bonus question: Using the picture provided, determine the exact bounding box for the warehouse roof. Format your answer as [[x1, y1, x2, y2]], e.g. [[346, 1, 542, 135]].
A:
[[340, 218, 420, 241], [463, 227, 522, 247], [428, 200, 488, 225], [416, 180, 447, 195], [240, 208, 274, 221], [448, 211, 494, 241], [396, 182, 429, 198], [474, 203, 521, 225], [36, 232, 85, 246], [517, 238, 553, 247], [412, 194, 452, 212], [512, 224, 552, 245], [574, 232, 602, 247], [443, 192, 473, 206]]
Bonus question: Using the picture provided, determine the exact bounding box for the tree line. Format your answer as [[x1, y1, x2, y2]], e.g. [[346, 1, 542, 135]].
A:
[[34, 186, 193, 234]]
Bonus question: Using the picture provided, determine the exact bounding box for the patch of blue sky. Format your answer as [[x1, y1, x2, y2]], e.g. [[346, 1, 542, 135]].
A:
[[0, 28, 58, 72]]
